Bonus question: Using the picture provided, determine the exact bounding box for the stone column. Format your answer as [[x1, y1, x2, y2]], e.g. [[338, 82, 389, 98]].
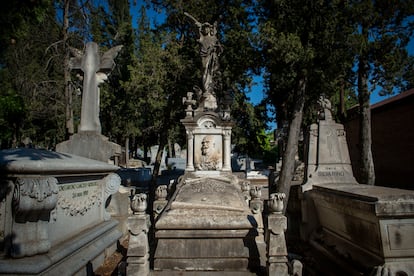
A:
[[222, 128, 232, 171], [127, 193, 150, 276], [250, 185, 266, 268], [186, 130, 195, 171], [153, 185, 168, 219], [266, 193, 289, 276]]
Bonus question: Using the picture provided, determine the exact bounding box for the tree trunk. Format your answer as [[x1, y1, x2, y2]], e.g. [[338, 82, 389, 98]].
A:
[[358, 55, 375, 185], [339, 79, 345, 122], [125, 136, 129, 168], [153, 134, 168, 180], [63, 0, 74, 138], [277, 75, 306, 214], [168, 138, 173, 158]]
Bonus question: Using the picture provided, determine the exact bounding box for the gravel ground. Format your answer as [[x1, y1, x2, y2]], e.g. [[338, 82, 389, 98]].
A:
[[94, 236, 129, 276]]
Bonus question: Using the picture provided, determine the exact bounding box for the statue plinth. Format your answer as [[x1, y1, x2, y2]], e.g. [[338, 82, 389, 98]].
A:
[[56, 131, 121, 164]]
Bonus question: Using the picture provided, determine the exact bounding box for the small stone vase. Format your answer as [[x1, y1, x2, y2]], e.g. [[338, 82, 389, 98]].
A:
[[268, 193, 285, 214], [131, 193, 147, 214]]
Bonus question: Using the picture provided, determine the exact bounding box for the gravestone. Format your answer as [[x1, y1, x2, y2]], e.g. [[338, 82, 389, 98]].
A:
[[300, 96, 414, 275], [150, 145, 167, 172], [166, 157, 186, 171], [174, 143, 181, 157], [301, 95, 357, 192], [56, 42, 122, 164], [150, 145, 159, 164]]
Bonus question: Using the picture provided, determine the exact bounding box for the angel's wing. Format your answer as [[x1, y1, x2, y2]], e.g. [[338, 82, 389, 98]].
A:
[[68, 47, 83, 70], [100, 45, 123, 70]]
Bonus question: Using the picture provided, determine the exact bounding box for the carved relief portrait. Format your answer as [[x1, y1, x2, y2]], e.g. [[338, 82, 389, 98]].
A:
[[194, 135, 222, 170]]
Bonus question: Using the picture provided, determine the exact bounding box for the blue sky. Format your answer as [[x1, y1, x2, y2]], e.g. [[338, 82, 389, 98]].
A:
[[130, 1, 414, 130]]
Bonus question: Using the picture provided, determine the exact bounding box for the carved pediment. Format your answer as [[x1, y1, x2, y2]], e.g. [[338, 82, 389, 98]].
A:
[[202, 120, 216, 129]]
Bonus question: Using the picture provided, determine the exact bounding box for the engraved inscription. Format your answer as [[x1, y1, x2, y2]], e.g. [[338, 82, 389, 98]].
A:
[[58, 182, 101, 216], [59, 182, 98, 191], [318, 171, 345, 177]]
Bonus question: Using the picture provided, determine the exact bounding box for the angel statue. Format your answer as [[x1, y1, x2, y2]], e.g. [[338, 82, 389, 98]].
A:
[[185, 12, 223, 110]]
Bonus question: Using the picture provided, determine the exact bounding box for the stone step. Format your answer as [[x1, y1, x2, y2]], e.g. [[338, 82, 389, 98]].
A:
[[150, 271, 258, 276]]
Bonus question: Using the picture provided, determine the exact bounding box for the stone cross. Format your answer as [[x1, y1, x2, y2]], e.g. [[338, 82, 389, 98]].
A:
[[69, 42, 123, 133]]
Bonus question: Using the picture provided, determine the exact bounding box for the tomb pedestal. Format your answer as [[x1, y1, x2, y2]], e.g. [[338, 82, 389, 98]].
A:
[[310, 183, 414, 275], [0, 148, 121, 275], [56, 131, 121, 164], [300, 97, 414, 275], [154, 174, 259, 273]]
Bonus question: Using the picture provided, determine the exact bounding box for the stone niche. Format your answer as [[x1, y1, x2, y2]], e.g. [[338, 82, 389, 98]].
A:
[[181, 112, 233, 173], [0, 148, 121, 275]]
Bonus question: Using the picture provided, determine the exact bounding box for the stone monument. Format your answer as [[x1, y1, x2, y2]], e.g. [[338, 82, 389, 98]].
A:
[[301, 95, 357, 192], [151, 14, 266, 274], [0, 148, 121, 274], [299, 96, 414, 275], [56, 42, 122, 163]]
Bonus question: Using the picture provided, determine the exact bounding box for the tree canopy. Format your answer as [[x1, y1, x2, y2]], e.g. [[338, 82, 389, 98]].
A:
[[0, 0, 413, 190]]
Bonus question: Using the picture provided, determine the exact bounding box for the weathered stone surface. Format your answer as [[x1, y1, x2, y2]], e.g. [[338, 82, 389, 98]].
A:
[[300, 97, 414, 275], [156, 176, 254, 229], [154, 174, 258, 272], [302, 98, 357, 192], [314, 183, 414, 216], [182, 114, 233, 173], [266, 213, 290, 276], [154, 258, 249, 271], [155, 238, 249, 258], [68, 42, 122, 133], [0, 148, 121, 275], [309, 183, 414, 274], [194, 134, 223, 170], [0, 148, 118, 175], [127, 212, 150, 276], [56, 132, 121, 163]]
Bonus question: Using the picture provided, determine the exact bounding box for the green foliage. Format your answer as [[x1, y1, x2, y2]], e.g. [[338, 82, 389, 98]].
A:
[[232, 91, 270, 157], [0, 0, 65, 148], [0, 0, 412, 157], [259, 0, 358, 127], [0, 86, 25, 148], [121, 5, 189, 154], [149, 0, 268, 155], [345, 0, 414, 97]]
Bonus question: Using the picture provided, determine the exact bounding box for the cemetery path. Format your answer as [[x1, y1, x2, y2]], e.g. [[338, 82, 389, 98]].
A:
[[94, 235, 129, 276]]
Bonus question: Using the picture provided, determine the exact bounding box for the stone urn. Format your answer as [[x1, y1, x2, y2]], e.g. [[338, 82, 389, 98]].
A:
[[250, 185, 262, 199], [241, 181, 251, 194], [155, 185, 168, 200], [131, 193, 147, 214], [268, 193, 285, 214]]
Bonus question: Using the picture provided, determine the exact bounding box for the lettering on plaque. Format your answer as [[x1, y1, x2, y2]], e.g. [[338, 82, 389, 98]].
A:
[[317, 171, 345, 177], [337, 129, 345, 136], [58, 182, 101, 216]]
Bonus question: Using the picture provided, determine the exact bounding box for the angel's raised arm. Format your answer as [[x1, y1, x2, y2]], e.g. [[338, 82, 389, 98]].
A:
[[184, 12, 202, 28]]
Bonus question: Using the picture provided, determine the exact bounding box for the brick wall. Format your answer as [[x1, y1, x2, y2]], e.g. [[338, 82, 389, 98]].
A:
[[344, 89, 414, 190]]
